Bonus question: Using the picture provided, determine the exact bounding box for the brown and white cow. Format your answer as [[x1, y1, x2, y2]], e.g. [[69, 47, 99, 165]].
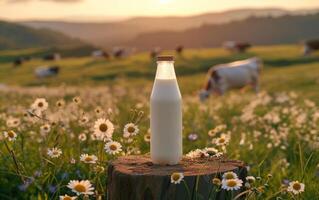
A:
[[223, 41, 251, 53], [199, 57, 262, 101], [303, 40, 319, 55]]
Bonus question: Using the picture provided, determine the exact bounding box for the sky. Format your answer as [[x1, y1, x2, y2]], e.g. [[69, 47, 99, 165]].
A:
[[0, 0, 319, 21]]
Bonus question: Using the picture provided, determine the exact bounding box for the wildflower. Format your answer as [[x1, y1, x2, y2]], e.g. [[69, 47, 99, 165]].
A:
[[67, 180, 94, 196], [246, 176, 256, 184], [188, 133, 198, 141], [204, 147, 223, 158], [78, 133, 87, 141], [72, 97, 81, 105], [104, 141, 122, 155], [212, 134, 230, 146], [59, 194, 77, 200], [94, 118, 114, 139], [31, 98, 48, 112], [3, 130, 17, 141], [56, 100, 65, 108], [221, 179, 243, 191], [212, 177, 221, 186], [47, 147, 62, 158], [287, 181, 305, 195], [40, 124, 51, 135], [70, 158, 76, 164], [6, 117, 20, 128], [170, 172, 184, 184], [79, 116, 89, 125], [123, 123, 139, 137], [144, 133, 151, 142], [222, 171, 238, 180], [80, 154, 98, 164], [95, 107, 104, 116]]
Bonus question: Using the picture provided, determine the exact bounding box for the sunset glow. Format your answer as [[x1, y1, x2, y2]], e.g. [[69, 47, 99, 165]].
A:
[[0, 0, 318, 21]]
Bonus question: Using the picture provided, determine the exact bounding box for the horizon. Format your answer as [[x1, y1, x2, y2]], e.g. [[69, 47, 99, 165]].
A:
[[1, 0, 319, 22]]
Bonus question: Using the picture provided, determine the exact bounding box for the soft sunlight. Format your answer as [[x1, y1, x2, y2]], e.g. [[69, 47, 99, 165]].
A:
[[159, 0, 172, 4]]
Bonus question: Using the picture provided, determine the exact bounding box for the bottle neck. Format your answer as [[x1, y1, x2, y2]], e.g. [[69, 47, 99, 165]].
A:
[[155, 61, 176, 80]]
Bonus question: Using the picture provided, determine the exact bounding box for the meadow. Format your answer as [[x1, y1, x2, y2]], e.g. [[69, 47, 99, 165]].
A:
[[0, 45, 318, 199]]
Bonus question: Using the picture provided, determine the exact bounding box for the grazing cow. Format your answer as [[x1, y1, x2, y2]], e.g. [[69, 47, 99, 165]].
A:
[[223, 41, 251, 53], [13, 56, 32, 67], [35, 66, 60, 78], [113, 48, 125, 59], [303, 40, 319, 55], [150, 47, 161, 59], [199, 57, 262, 101], [176, 45, 184, 55], [13, 58, 24, 66], [92, 50, 110, 59], [43, 53, 61, 61]]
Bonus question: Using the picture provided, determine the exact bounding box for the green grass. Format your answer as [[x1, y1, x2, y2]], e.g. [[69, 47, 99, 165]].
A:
[[0, 45, 318, 199]]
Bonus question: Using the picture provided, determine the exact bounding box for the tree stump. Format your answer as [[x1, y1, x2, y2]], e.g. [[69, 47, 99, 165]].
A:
[[107, 155, 247, 200]]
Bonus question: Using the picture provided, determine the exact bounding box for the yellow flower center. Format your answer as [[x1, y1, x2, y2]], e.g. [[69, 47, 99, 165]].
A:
[[212, 178, 221, 185], [226, 180, 237, 187], [53, 151, 59, 155], [74, 184, 86, 193], [8, 131, 15, 138], [172, 173, 181, 181], [99, 123, 108, 132], [127, 126, 135, 133], [85, 156, 93, 162], [63, 196, 72, 200], [225, 173, 235, 179], [219, 138, 225, 143], [109, 144, 117, 151], [38, 102, 43, 107], [293, 183, 301, 190]]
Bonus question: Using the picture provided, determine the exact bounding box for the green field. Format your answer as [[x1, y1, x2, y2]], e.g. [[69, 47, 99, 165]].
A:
[[0, 45, 318, 199]]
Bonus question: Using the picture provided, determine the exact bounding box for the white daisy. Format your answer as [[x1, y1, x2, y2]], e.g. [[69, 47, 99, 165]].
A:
[[95, 107, 104, 116], [221, 178, 243, 191], [3, 130, 17, 141], [144, 133, 151, 142], [94, 118, 114, 139], [104, 141, 122, 155], [6, 117, 20, 128], [40, 124, 51, 135], [59, 194, 77, 200], [78, 133, 87, 141], [171, 172, 184, 184], [222, 171, 238, 180], [47, 147, 62, 158], [287, 181, 305, 195], [212, 134, 230, 146], [67, 180, 94, 196], [123, 123, 139, 138], [31, 98, 48, 112], [72, 97, 81, 105], [56, 99, 65, 108], [80, 154, 98, 164], [79, 116, 89, 125]]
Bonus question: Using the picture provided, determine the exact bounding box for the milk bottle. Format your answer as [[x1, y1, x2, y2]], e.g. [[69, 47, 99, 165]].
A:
[[150, 55, 182, 165]]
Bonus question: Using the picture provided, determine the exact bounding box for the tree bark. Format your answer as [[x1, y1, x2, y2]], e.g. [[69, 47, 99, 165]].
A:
[[107, 155, 247, 200]]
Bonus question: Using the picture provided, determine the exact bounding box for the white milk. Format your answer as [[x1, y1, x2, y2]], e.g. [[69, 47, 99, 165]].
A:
[[150, 57, 182, 165]]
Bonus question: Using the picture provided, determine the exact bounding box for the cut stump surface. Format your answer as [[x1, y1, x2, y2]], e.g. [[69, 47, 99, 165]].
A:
[[107, 155, 247, 200]]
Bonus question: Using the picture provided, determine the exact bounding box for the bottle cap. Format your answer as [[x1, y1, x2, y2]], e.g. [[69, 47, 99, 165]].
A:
[[157, 55, 174, 61]]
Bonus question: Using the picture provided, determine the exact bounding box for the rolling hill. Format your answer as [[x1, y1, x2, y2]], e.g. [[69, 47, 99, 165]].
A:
[[20, 8, 318, 47], [126, 13, 319, 49], [0, 20, 86, 50]]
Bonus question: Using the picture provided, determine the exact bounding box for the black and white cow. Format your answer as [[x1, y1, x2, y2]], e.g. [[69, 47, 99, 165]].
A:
[[199, 57, 262, 101]]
